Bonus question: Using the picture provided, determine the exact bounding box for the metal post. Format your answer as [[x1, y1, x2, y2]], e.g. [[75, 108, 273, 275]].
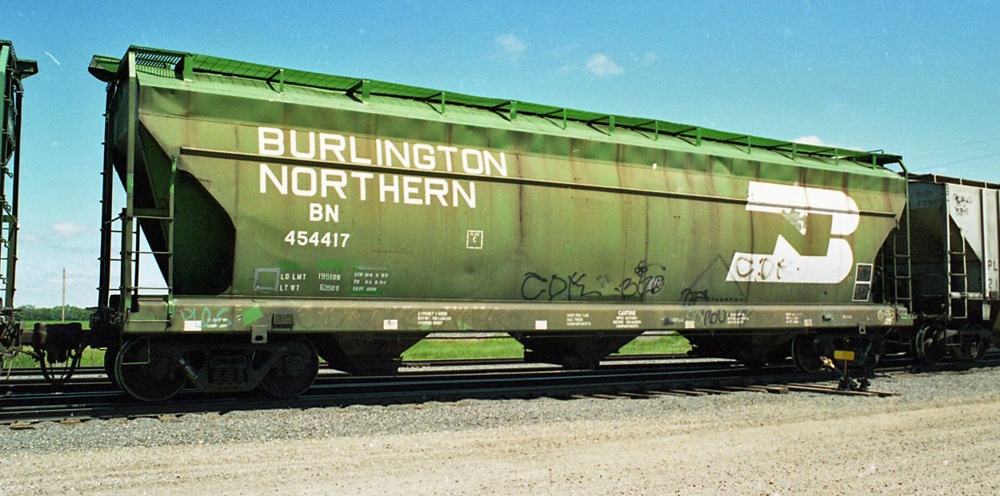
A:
[[168, 156, 176, 298], [5, 85, 22, 309], [944, 187, 953, 321], [842, 357, 848, 388], [97, 81, 116, 307], [134, 223, 140, 293], [122, 51, 137, 313], [899, 160, 913, 313], [980, 188, 990, 321], [61, 268, 65, 321]]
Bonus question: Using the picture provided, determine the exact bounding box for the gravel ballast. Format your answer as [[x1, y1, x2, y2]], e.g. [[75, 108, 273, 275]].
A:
[[2, 367, 1000, 495]]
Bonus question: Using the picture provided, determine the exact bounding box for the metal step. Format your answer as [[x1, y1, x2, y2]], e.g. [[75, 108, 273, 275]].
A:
[[950, 292, 983, 299]]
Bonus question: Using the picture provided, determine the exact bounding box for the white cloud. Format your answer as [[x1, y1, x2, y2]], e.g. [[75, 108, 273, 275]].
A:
[[793, 135, 861, 151], [495, 34, 527, 61], [585, 54, 624, 76], [793, 135, 828, 146], [52, 222, 87, 237], [634, 50, 658, 66]]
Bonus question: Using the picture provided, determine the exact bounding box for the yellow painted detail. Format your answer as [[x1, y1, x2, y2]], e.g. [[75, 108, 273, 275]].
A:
[[833, 350, 855, 361]]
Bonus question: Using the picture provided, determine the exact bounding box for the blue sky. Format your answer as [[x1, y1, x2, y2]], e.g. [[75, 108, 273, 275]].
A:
[[5, 1, 1000, 306]]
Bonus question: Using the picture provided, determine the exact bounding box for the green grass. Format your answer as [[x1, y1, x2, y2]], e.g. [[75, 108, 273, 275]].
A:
[[401, 334, 691, 361], [403, 338, 525, 360], [21, 320, 90, 330], [5, 347, 105, 368], [616, 335, 691, 355]]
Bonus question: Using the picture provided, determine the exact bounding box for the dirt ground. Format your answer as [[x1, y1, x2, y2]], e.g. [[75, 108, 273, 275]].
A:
[[4, 393, 999, 495]]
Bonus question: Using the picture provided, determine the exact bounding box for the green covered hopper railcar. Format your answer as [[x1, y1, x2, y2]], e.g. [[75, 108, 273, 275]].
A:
[[87, 46, 911, 401]]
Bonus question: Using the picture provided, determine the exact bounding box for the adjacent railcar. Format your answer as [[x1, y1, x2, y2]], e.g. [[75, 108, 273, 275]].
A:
[[891, 174, 1000, 363], [82, 46, 910, 400], [0, 40, 35, 366]]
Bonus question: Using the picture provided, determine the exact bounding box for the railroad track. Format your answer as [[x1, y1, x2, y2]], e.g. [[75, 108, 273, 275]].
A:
[[0, 354, 718, 396], [0, 360, 776, 425], [3, 352, 997, 426], [1, 353, 691, 379], [0, 353, 695, 392]]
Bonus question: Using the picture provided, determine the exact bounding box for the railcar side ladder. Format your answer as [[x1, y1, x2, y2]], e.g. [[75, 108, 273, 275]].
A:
[[0, 104, 20, 309], [99, 51, 175, 328], [0, 50, 25, 314], [888, 210, 913, 311], [115, 159, 176, 327], [946, 219, 969, 321], [0, 182, 17, 307], [885, 167, 914, 312]]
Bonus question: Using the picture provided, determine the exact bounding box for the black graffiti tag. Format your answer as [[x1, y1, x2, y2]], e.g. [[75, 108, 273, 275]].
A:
[[615, 260, 665, 300], [521, 272, 603, 301], [732, 255, 790, 281], [689, 308, 753, 327], [680, 288, 710, 306]]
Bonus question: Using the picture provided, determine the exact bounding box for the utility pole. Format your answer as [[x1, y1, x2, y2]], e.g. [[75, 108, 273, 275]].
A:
[[61, 268, 66, 321]]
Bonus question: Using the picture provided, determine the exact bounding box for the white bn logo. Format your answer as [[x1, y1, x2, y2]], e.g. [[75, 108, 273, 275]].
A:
[[726, 181, 859, 284]]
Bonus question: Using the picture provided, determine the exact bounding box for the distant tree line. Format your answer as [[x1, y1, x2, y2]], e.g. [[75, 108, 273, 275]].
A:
[[17, 305, 91, 321]]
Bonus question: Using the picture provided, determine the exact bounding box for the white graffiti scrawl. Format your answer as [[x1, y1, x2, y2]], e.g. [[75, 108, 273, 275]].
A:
[[726, 181, 860, 284]]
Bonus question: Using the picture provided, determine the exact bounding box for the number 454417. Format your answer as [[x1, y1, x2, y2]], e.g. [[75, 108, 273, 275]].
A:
[[284, 231, 350, 247]]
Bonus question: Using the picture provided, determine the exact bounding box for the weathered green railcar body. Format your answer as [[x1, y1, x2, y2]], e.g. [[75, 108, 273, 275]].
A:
[[2, 40, 35, 168], [0, 40, 35, 311], [89, 47, 909, 362], [0, 40, 35, 365]]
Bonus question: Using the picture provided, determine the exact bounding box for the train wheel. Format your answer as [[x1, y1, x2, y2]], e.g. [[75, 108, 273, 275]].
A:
[[915, 324, 947, 366], [259, 339, 319, 399], [115, 337, 186, 402], [791, 335, 824, 373], [950, 325, 988, 362]]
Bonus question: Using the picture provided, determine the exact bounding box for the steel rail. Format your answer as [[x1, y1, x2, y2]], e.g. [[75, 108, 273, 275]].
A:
[[0, 353, 693, 382]]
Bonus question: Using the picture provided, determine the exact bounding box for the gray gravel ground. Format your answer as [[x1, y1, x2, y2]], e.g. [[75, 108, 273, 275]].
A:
[[2, 366, 1000, 495]]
